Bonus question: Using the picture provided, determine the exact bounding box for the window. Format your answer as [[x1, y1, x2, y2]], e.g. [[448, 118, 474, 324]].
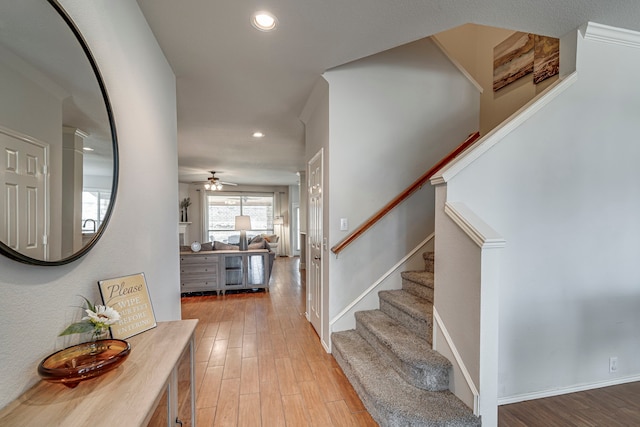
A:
[[204, 193, 274, 243], [82, 190, 111, 233]]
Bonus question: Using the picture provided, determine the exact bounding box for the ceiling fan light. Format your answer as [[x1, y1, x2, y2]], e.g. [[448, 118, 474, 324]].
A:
[[204, 182, 211, 190]]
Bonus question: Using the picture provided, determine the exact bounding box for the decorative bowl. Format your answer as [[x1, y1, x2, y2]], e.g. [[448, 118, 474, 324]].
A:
[[37, 339, 130, 388]]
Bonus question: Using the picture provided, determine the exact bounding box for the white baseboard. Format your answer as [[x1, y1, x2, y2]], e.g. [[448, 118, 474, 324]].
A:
[[498, 374, 640, 406]]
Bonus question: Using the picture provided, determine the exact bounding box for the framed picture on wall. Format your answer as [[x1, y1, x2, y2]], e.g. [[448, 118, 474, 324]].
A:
[[98, 272, 157, 339]]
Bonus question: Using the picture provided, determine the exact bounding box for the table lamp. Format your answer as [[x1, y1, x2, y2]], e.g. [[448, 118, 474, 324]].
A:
[[235, 215, 252, 251]]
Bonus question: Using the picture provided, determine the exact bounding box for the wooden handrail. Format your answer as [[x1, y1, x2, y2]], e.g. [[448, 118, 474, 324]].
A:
[[331, 131, 481, 255]]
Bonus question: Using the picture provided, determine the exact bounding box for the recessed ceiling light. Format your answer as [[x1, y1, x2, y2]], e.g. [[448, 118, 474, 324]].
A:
[[251, 11, 277, 31], [252, 131, 265, 138]]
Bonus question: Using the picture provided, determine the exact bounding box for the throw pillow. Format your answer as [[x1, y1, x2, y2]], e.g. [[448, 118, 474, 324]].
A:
[[249, 235, 264, 244], [248, 241, 267, 250], [214, 241, 238, 250]]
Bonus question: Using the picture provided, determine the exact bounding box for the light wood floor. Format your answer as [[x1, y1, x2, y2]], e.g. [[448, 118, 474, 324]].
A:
[[181, 256, 377, 427]]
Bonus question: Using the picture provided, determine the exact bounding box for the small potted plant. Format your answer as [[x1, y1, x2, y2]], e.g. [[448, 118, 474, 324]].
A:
[[59, 296, 121, 342], [180, 197, 192, 222]]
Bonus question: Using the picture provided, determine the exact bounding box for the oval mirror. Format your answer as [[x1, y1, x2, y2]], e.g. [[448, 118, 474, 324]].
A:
[[0, 0, 118, 265]]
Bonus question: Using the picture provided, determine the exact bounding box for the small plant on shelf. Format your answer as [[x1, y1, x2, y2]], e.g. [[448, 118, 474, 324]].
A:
[[180, 197, 192, 222], [59, 296, 121, 341]]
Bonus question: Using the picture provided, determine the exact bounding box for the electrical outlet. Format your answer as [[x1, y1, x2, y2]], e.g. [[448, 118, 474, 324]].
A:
[[610, 356, 618, 373]]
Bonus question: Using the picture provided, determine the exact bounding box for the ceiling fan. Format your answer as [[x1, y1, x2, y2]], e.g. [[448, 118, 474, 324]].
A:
[[201, 171, 237, 191]]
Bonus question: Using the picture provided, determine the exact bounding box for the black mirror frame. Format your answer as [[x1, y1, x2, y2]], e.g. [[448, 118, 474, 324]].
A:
[[0, 0, 119, 266]]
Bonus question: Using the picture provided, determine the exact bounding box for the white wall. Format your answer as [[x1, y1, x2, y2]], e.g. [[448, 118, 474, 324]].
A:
[[300, 77, 330, 341], [441, 23, 640, 401], [323, 37, 480, 346], [0, 0, 179, 410]]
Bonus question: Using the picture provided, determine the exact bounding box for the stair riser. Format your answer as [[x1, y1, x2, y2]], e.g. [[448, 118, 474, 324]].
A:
[[380, 299, 432, 344], [423, 252, 434, 272], [356, 317, 449, 391], [402, 278, 434, 301]]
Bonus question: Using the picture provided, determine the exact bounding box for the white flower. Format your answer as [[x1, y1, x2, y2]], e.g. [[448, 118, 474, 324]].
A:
[[83, 304, 121, 327]]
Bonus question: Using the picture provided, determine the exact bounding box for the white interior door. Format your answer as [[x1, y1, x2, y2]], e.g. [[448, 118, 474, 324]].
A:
[[0, 128, 47, 260], [307, 149, 323, 337]]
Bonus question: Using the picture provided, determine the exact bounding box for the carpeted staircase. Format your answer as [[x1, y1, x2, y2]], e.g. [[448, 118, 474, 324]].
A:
[[331, 252, 481, 426]]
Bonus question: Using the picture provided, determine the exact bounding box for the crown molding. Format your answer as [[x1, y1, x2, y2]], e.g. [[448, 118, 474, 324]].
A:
[[583, 22, 640, 49]]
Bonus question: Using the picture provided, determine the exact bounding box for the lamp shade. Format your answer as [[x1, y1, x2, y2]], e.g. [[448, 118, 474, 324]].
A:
[[235, 215, 252, 231]]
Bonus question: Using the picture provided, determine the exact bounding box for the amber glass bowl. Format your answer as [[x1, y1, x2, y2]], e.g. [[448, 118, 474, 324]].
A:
[[38, 339, 130, 388]]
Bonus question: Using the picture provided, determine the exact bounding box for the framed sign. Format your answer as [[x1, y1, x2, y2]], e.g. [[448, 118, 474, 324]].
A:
[[98, 273, 157, 339]]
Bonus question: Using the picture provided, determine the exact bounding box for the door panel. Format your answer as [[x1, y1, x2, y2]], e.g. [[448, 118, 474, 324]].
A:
[[308, 149, 323, 337], [0, 129, 47, 259]]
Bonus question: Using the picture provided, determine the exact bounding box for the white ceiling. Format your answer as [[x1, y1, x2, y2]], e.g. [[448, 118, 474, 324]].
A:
[[136, 0, 640, 187]]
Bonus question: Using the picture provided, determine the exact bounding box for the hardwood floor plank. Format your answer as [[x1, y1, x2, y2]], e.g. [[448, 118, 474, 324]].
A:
[[196, 365, 224, 409], [197, 407, 217, 427], [243, 309, 257, 336], [274, 357, 300, 396], [242, 333, 257, 359], [216, 320, 232, 341], [290, 354, 315, 383], [258, 350, 278, 384], [332, 367, 366, 412], [307, 358, 344, 403], [214, 378, 240, 427], [228, 322, 244, 348], [260, 380, 286, 427], [256, 331, 273, 353], [282, 393, 311, 426], [270, 332, 289, 358], [196, 336, 215, 363], [240, 357, 259, 395], [195, 361, 208, 396], [209, 339, 229, 366], [203, 322, 220, 338], [351, 410, 379, 427], [298, 380, 335, 427], [223, 347, 243, 380], [326, 400, 359, 427], [238, 393, 261, 427]]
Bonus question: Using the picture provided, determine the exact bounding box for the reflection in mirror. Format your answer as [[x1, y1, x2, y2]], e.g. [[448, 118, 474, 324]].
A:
[[0, 0, 117, 265]]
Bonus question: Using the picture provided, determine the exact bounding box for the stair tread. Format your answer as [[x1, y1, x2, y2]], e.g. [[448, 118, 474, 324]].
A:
[[332, 330, 480, 426], [401, 270, 435, 288], [379, 289, 432, 321], [356, 309, 450, 370]]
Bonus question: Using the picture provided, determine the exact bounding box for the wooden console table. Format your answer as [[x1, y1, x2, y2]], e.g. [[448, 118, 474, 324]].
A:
[[0, 320, 198, 427]]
